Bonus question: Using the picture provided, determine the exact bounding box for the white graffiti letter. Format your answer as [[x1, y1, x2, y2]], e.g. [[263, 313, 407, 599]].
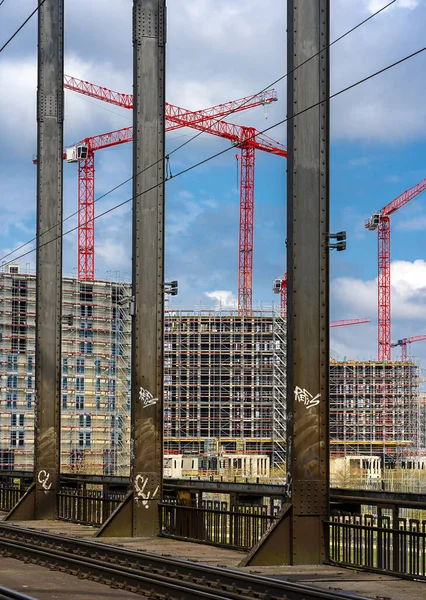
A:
[[139, 387, 158, 409], [135, 474, 159, 509], [37, 469, 52, 491], [294, 386, 321, 409]]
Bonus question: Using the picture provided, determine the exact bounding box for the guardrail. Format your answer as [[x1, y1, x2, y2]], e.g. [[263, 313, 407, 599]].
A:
[[58, 487, 126, 527], [329, 512, 426, 580], [160, 499, 276, 550], [0, 485, 27, 512]]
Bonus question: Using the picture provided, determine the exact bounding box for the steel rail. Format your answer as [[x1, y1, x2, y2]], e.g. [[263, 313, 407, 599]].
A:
[[0, 588, 36, 600], [0, 524, 370, 600]]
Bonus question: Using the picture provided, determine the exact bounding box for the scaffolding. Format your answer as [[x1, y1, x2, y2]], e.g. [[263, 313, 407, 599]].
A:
[[0, 265, 131, 475], [330, 359, 421, 466], [163, 309, 286, 469]]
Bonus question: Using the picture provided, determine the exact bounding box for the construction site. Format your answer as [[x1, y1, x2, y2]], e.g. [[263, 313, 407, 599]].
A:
[[0, 261, 423, 482]]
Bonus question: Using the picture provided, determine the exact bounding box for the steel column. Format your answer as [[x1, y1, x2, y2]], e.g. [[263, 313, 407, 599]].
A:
[[378, 217, 391, 362], [287, 0, 330, 563], [35, 0, 64, 519], [131, 0, 166, 536], [78, 153, 95, 281]]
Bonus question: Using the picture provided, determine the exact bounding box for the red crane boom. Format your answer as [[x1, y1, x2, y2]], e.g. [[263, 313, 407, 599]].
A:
[[365, 176, 426, 361], [64, 75, 286, 310], [391, 334, 426, 361]]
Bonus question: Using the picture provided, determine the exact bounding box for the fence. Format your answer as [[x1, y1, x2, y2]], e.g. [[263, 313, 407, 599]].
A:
[[0, 484, 26, 512], [58, 487, 126, 527], [329, 512, 426, 580], [160, 499, 276, 550]]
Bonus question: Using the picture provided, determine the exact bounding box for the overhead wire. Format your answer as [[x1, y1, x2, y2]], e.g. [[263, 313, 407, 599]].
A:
[[2, 39, 426, 270], [0, 0, 399, 265], [0, 0, 47, 54]]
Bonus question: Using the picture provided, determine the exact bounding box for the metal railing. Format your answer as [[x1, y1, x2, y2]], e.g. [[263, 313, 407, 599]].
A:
[[0, 485, 26, 512], [329, 512, 426, 580], [58, 487, 126, 527], [160, 499, 276, 550]]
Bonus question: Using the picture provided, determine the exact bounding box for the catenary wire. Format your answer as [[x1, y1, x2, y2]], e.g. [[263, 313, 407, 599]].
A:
[[0, 0, 398, 264], [0, 0, 47, 54], [2, 39, 425, 270], [165, 0, 398, 158]]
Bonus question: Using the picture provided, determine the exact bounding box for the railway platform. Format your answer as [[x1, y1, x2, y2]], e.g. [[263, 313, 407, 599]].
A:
[[3, 519, 426, 600]]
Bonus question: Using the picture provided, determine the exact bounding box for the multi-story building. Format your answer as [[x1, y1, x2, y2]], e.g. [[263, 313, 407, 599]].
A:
[[0, 263, 421, 476], [330, 359, 421, 465], [0, 265, 131, 475], [163, 310, 287, 471]]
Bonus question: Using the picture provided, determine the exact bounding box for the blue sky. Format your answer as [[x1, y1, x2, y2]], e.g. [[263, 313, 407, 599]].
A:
[[1, 0, 426, 368]]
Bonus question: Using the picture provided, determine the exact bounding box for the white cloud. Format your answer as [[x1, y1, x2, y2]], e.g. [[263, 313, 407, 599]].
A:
[[204, 290, 238, 309], [367, 0, 418, 12], [332, 259, 426, 320]]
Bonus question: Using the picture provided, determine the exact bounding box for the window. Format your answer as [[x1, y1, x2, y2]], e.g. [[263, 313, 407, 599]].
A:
[[62, 357, 68, 374], [27, 376, 33, 388], [76, 377, 85, 391], [19, 414, 24, 427], [27, 356, 33, 372], [62, 394, 68, 410], [79, 432, 84, 448], [79, 431, 91, 448], [85, 432, 91, 448], [18, 431, 24, 447], [108, 360, 116, 376], [76, 358, 85, 374], [10, 431, 17, 447], [76, 395, 84, 410], [62, 376, 68, 390], [107, 379, 116, 392], [6, 392, 17, 409], [26, 393, 32, 409], [79, 415, 91, 427], [96, 395, 101, 410], [94, 359, 102, 375], [96, 378, 101, 392], [7, 375, 17, 388], [11, 414, 17, 427], [80, 342, 93, 354], [7, 355, 18, 372]]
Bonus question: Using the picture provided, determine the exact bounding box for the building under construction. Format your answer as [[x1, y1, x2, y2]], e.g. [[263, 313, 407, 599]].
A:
[[0, 263, 422, 476], [330, 359, 421, 465], [0, 265, 131, 475], [163, 310, 287, 471]]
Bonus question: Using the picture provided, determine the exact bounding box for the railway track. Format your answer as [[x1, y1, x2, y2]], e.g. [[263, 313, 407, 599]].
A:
[[0, 523, 370, 600], [0, 586, 36, 600]]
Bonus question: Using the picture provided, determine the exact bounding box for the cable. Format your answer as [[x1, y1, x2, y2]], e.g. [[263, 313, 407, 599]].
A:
[[3, 40, 426, 271], [0, 0, 47, 54], [0, 0, 7, 7], [6, 0, 395, 262], [166, 0, 398, 158], [4, 0, 396, 263]]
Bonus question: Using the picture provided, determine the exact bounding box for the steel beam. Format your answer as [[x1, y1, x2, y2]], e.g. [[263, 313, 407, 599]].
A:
[[286, 0, 330, 563], [34, 0, 64, 519], [131, 0, 166, 536]]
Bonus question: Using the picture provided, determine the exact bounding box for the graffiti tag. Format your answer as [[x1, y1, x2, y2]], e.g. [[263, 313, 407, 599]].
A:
[[294, 386, 321, 409], [135, 474, 159, 509], [139, 387, 158, 409], [37, 469, 52, 492]]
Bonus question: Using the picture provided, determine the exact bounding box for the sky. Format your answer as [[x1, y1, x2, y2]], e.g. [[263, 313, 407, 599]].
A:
[[1, 0, 426, 368]]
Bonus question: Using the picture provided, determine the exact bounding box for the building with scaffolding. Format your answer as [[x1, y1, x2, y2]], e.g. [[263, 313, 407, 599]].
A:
[[0, 265, 131, 475], [329, 359, 421, 466], [163, 310, 287, 473]]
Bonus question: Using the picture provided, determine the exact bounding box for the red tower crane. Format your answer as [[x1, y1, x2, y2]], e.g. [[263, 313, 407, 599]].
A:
[[64, 76, 287, 309], [365, 176, 426, 362], [391, 335, 426, 361]]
